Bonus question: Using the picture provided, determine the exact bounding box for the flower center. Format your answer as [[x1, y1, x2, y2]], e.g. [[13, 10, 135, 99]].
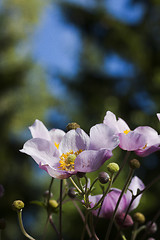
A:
[[123, 129, 130, 135], [59, 149, 83, 171]]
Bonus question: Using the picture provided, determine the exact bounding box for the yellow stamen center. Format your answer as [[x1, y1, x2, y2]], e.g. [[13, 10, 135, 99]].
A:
[[143, 144, 147, 149], [123, 129, 130, 135], [59, 149, 83, 171], [54, 142, 59, 149]]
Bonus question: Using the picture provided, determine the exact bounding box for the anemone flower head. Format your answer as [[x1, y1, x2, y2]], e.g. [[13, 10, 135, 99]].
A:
[[103, 111, 146, 151], [157, 113, 160, 121], [20, 120, 119, 179], [90, 176, 145, 227]]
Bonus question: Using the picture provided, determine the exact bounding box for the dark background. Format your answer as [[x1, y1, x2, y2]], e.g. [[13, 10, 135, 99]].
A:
[[0, 0, 160, 239]]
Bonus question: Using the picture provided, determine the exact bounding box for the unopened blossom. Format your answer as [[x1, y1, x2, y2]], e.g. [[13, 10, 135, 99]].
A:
[[103, 111, 160, 156], [90, 176, 145, 227], [20, 120, 119, 179]]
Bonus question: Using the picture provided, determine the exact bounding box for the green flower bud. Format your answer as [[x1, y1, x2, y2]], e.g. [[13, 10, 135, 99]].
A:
[[98, 172, 110, 184], [49, 199, 58, 209], [107, 163, 119, 174], [0, 218, 6, 230], [133, 212, 145, 224], [76, 172, 86, 178], [12, 200, 24, 211], [129, 159, 141, 169], [68, 187, 77, 198], [66, 122, 80, 131]]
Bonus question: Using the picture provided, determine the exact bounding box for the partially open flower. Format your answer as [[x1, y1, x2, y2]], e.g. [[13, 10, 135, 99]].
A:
[[103, 111, 160, 156], [90, 176, 144, 222]]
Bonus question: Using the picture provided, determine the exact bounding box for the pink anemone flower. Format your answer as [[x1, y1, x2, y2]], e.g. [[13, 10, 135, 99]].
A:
[[103, 111, 160, 156], [20, 120, 119, 179], [90, 176, 145, 227]]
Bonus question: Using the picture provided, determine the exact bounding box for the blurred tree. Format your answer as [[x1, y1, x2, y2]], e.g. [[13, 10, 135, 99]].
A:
[[0, 1, 58, 239]]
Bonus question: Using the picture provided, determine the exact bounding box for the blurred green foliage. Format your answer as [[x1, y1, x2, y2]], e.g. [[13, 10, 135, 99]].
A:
[[0, 0, 160, 239]]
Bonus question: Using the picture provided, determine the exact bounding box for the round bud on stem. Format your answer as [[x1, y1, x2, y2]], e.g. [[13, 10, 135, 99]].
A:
[[43, 190, 53, 198], [76, 172, 86, 178], [68, 187, 77, 198], [146, 221, 157, 234], [12, 200, 24, 211], [129, 159, 141, 169], [107, 163, 119, 174], [98, 172, 110, 184], [0, 218, 6, 230], [66, 122, 80, 131], [133, 212, 145, 224], [49, 200, 58, 212]]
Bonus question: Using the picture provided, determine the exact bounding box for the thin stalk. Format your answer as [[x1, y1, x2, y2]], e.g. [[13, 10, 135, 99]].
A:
[[72, 200, 91, 238], [105, 168, 134, 240], [131, 222, 138, 240], [91, 174, 114, 211], [88, 177, 99, 194], [47, 177, 54, 207], [89, 213, 99, 240], [81, 210, 89, 240], [69, 177, 82, 194], [84, 175, 88, 194], [59, 180, 63, 240], [113, 152, 130, 183], [43, 177, 54, 240], [49, 215, 60, 238], [76, 176, 85, 194], [17, 210, 35, 240]]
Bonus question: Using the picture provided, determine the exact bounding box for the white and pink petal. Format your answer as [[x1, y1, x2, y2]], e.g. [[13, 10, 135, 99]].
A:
[[29, 119, 51, 141], [89, 124, 119, 150]]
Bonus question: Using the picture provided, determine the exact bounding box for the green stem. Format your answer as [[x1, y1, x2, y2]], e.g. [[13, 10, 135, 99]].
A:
[[59, 180, 63, 240], [43, 177, 54, 240], [88, 177, 99, 194], [17, 210, 35, 240], [131, 222, 138, 240], [81, 210, 89, 240], [49, 214, 60, 238], [105, 168, 134, 240], [72, 200, 92, 238], [113, 152, 130, 183], [69, 177, 82, 194], [89, 213, 99, 240], [76, 177, 85, 194]]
